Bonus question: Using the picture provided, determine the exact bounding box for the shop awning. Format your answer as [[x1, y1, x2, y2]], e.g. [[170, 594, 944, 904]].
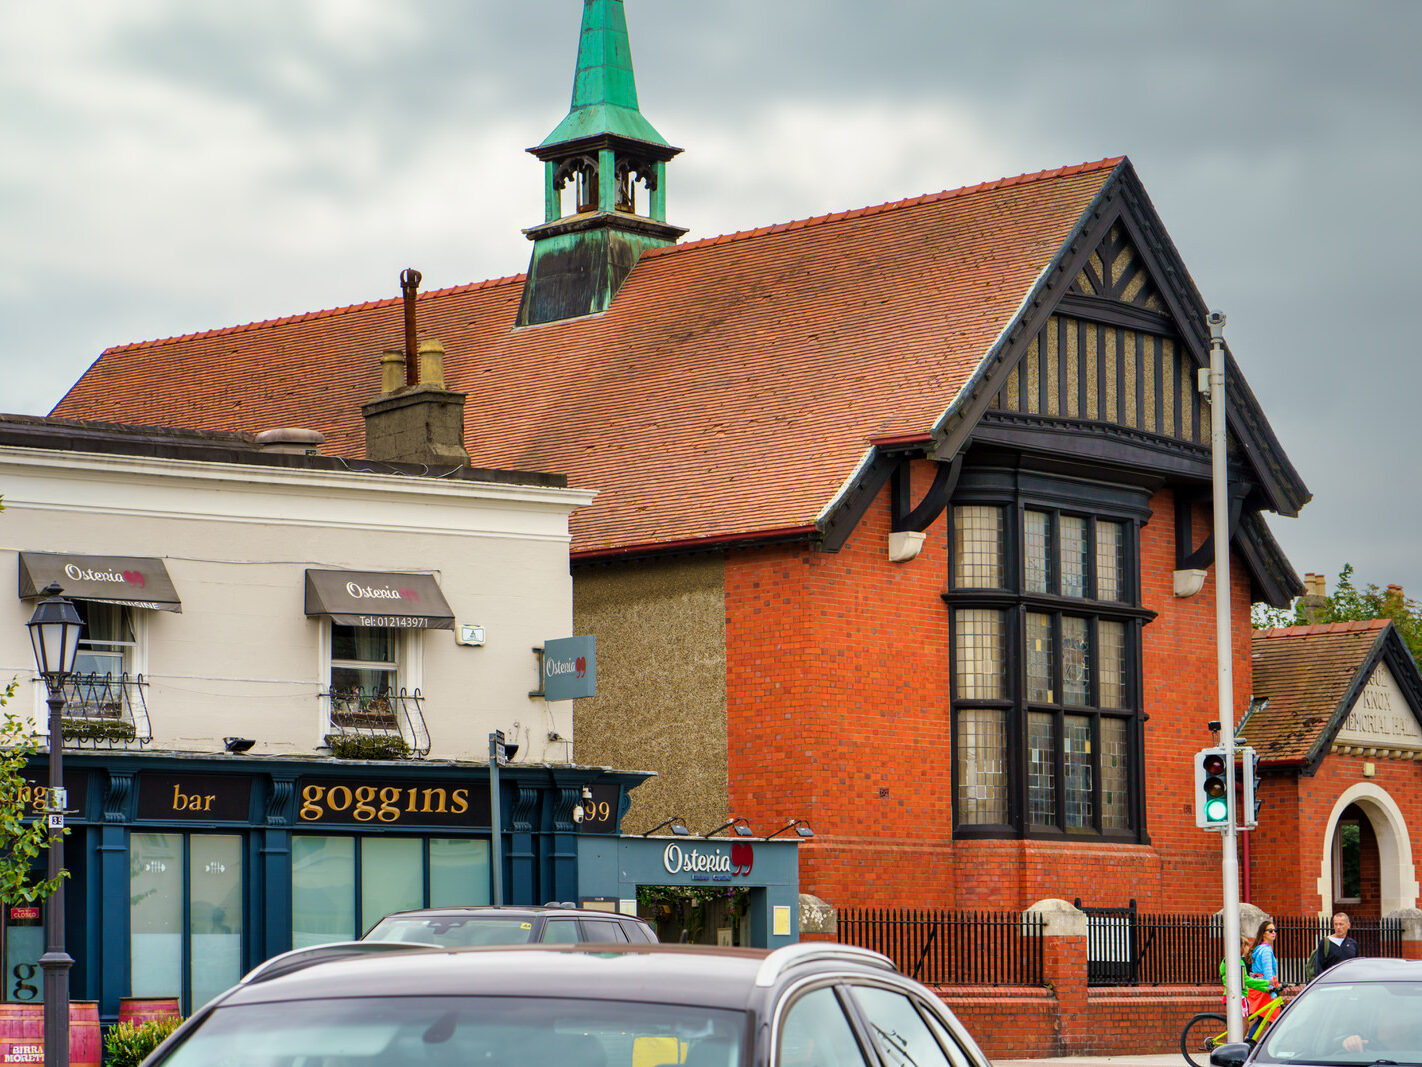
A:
[[304, 570, 454, 630], [18, 551, 182, 612]]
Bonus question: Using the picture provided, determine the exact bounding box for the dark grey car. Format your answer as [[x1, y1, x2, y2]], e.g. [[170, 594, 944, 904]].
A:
[[144, 942, 993, 1067], [1211, 957, 1422, 1067], [361, 904, 657, 946]]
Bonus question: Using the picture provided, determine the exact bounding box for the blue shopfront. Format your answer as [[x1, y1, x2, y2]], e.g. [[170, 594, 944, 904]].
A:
[[3, 754, 647, 1021], [575, 834, 802, 950]]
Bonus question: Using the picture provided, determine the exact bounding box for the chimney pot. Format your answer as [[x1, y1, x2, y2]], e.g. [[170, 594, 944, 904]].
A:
[[380, 349, 406, 394], [418, 339, 447, 390]]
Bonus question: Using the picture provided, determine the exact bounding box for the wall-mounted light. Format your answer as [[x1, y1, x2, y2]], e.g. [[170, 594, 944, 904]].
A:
[[765, 819, 814, 840], [641, 816, 690, 837], [572, 785, 593, 823], [224, 737, 255, 754], [702, 817, 754, 838]]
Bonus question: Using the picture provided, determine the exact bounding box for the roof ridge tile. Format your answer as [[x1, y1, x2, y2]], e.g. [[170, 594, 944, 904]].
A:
[[102, 273, 527, 354], [643, 156, 1124, 259], [1255, 619, 1390, 638]]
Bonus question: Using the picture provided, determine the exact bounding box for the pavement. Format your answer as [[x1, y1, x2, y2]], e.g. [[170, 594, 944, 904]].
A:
[[994, 1056, 1183, 1067]]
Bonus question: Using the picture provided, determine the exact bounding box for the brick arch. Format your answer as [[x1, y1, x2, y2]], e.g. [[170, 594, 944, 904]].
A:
[[1315, 783, 1419, 916]]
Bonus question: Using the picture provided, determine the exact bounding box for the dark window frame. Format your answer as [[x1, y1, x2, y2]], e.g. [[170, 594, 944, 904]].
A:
[[945, 471, 1152, 842]]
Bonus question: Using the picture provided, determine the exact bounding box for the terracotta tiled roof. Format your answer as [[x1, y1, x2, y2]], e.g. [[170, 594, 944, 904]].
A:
[[54, 159, 1122, 555], [1242, 620, 1391, 762]]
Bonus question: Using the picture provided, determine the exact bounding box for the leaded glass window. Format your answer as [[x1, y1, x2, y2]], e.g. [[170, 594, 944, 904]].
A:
[[953, 506, 1005, 589], [1059, 516, 1088, 598], [1101, 718, 1129, 830], [957, 709, 1007, 825], [954, 609, 1005, 699], [950, 492, 1140, 839], [1028, 712, 1056, 828], [1064, 715, 1093, 829]]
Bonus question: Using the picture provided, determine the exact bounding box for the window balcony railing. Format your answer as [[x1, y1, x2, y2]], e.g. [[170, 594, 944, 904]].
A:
[[324, 687, 430, 759], [57, 672, 152, 749]]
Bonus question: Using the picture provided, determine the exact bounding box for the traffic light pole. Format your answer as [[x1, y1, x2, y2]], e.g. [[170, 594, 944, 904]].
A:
[[1208, 311, 1244, 1043]]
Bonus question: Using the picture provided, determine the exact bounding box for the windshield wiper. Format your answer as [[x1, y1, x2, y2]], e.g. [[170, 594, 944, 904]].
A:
[[871, 1024, 919, 1067]]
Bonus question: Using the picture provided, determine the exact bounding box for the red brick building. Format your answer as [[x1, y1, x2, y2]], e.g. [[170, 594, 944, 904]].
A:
[[1242, 619, 1422, 921], [54, 0, 1316, 917]]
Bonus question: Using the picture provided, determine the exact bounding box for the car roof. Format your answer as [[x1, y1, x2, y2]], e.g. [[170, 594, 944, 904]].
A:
[[1313, 957, 1422, 983], [375, 906, 641, 921], [222, 943, 897, 1012]]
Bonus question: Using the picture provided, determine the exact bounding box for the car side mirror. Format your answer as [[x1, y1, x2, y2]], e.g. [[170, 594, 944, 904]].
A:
[[1210, 1042, 1252, 1067]]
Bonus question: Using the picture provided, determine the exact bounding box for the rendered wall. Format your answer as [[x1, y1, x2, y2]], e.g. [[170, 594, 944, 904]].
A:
[[572, 556, 729, 833], [0, 447, 586, 763]]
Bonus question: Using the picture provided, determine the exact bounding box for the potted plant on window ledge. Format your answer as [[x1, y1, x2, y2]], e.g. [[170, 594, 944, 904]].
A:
[[324, 733, 411, 761]]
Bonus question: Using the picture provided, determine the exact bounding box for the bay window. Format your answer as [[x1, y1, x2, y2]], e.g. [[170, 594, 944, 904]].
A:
[[948, 481, 1149, 839]]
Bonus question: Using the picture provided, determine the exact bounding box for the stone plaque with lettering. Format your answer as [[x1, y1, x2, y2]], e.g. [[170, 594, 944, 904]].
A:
[[1335, 663, 1422, 753]]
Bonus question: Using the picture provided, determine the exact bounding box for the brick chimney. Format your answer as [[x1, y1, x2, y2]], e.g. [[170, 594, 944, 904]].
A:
[[1299, 572, 1329, 624], [361, 270, 470, 467]]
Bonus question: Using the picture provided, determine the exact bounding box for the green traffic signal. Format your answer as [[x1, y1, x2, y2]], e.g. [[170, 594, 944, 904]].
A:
[[1201, 750, 1228, 825]]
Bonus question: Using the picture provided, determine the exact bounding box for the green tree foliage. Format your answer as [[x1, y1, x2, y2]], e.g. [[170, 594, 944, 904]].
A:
[[1252, 564, 1422, 665], [1, 695, 68, 905], [0, 492, 69, 905]]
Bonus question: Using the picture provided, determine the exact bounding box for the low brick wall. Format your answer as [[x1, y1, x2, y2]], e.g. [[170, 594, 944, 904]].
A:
[[1084, 986, 1224, 1055], [937, 986, 1058, 1059]]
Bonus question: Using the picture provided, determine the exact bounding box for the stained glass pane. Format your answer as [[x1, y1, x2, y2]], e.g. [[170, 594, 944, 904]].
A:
[[1025, 510, 1050, 594], [957, 709, 1007, 825], [1065, 715, 1093, 829], [953, 506, 1004, 589], [954, 609, 1005, 700], [1097, 521, 1125, 601], [1026, 613, 1054, 703], [1063, 617, 1089, 705], [1102, 718, 1129, 830], [1099, 620, 1126, 708], [1060, 516, 1087, 598], [1028, 712, 1056, 828]]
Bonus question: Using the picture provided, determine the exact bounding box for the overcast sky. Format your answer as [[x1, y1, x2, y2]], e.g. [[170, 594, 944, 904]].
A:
[[2, 1, 1419, 599]]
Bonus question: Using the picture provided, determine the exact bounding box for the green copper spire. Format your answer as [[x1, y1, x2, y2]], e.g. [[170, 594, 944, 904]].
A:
[[518, 0, 683, 326], [539, 0, 669, 149]]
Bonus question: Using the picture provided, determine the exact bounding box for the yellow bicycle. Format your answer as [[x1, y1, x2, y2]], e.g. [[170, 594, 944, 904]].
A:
[[1180, 993, 1290, 1067]]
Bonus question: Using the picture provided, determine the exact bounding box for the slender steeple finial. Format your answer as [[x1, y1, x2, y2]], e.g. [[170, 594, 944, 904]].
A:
[[517, 0, 685, 327]]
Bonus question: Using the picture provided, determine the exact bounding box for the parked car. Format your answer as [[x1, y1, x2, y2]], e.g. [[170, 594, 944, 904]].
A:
[[361, 903, 658, 946], [1211, 957, 1422, 1067], [143, 942, 993, 1066]]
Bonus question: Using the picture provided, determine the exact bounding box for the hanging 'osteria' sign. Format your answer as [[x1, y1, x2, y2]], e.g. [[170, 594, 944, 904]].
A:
[[1333, 663, 1422, 757]]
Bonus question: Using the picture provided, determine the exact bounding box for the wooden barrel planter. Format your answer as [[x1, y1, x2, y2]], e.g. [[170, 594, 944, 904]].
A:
[[118, 996, 182, 1028], [0, 1001, 101, 1066]]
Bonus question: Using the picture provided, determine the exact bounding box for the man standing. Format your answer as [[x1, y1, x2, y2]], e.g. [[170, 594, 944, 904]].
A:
[[1315, 912, 1360, 974]]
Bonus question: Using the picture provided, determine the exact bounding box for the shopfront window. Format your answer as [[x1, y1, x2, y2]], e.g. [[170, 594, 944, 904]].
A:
[[292, 835, 491, 946], [130, 832, 243, 1010]]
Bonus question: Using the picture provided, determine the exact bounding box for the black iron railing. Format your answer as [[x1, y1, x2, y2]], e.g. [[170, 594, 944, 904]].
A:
[[325, 687, 430, 758], [836, 907, 1045, 986], [58, 672, 151, 748], [1079, 906, 1405, 987]]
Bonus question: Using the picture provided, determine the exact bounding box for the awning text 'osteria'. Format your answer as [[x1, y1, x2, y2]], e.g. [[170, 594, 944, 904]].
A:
[[304, 570, 454, 630], [18, 551, 182, 612]]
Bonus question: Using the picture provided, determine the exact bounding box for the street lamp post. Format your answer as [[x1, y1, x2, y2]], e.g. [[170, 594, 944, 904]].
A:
[[26, 582, 83, 1067]]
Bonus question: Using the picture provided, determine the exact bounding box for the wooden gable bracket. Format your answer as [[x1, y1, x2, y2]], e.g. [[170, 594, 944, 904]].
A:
[[888, 455, 962, 562], [1172, 480, 1250, 596]]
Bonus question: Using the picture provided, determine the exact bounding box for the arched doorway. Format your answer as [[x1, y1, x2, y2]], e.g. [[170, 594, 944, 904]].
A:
[[1316, 784, 1419, 917]]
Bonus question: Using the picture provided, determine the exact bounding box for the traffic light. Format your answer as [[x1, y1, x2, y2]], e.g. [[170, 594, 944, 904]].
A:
[[1195, 747, 1230, 829], [1240, 746, 1261, 829]]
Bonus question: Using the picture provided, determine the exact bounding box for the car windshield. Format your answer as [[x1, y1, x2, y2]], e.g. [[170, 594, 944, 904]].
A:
[[363, 916, 537, 947], [153, 995, 746, 1067], [1257, 980, 1422, 1065]]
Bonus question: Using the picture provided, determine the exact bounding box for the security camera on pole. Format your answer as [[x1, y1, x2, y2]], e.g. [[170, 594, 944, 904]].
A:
[[1205, 311, 1244, 1044]]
